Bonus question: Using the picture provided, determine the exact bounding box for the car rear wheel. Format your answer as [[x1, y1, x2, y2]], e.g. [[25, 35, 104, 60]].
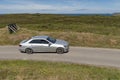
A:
[[25, 48, 33, 54], [56, 48, 64, 54]]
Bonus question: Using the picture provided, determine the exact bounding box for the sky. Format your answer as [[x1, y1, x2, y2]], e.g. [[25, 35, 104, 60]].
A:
[[0, 0, 120, 14]]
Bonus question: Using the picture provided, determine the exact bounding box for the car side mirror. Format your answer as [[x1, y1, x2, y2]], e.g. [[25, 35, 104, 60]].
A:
[[48, 43, 51, 46]]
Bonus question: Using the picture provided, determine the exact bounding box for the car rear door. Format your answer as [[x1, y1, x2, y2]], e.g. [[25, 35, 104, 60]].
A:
[[29, 39, 43, 52], [29, 39, 53, 52]]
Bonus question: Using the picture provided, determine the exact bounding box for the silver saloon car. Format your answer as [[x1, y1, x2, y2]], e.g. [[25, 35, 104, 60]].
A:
[[19, 36, 69, 54]]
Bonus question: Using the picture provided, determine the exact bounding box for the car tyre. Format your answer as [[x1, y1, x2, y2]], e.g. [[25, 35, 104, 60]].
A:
[[25, 48, 33, 54], [56, 48, 64, 54]]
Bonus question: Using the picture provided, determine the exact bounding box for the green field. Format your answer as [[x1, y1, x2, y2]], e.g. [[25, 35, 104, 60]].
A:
[[0, 60, 120, 80], [0, 14, 120, 80], [1, 14, 120, 48]]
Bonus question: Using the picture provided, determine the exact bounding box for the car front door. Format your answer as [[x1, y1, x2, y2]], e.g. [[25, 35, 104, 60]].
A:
[[38, 39, 50, 52]]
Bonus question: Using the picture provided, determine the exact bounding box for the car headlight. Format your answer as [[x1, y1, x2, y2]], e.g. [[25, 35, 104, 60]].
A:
[[64, 45, 67, 48]]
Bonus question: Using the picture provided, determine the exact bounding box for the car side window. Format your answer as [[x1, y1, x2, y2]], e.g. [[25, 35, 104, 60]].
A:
[[29, 39, 49, 44], [29, 40, 41, 44], [40, 40, 49, 44]]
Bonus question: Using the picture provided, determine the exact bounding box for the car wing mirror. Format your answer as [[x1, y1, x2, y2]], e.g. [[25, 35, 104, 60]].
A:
[[48, 43, 51, 46]]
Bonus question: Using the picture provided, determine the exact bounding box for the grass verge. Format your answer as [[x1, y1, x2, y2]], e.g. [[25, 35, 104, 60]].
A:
[[1, 28, 120, 48], [1, 14, 120, 48], [0, 60, 120, 80]]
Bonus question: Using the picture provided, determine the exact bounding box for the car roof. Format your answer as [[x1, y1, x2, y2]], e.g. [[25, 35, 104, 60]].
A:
[[32, 35, 49, 39]]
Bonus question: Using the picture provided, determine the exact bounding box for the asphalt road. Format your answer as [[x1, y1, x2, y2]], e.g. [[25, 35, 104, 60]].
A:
[[0, 46, 120, 68]]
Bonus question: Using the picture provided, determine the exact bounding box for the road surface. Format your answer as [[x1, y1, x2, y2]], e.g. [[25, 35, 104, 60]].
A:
[[0, 46, 120, 68]]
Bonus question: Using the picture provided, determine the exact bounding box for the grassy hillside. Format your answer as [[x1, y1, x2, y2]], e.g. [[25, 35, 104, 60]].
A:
[[1, 28, 120, 48], [1, 14, 120, 35], [0, 60, 120, 80], [1, 14, 120, 48], [113, 13, 120, 16]]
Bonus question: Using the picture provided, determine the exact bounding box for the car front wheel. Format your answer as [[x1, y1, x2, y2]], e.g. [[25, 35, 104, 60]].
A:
[[25, 48, 33, 54], [56, 48, 64, 54]]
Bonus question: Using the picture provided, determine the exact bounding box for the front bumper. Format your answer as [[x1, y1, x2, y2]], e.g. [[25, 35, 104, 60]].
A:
[[64, 46, 69, 53], [19, 47, 26, 53]]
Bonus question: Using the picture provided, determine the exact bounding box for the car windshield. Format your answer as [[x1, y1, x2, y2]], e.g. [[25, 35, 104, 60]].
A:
[[21, 39, 29, 43], [47, 36, 56, 43]]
